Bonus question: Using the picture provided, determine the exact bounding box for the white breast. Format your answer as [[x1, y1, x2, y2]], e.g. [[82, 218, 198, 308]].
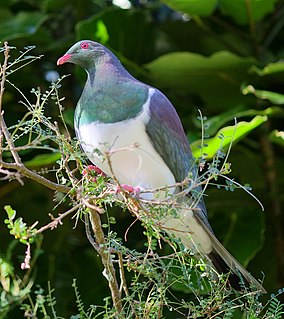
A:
[[76, 88, 176, 198]]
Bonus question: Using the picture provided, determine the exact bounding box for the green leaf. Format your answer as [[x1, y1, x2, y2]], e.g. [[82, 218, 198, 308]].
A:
[[210, 201, 265, 266], [192, 115, 268, 159], [146, 51, 256, 108], [0, 12, 49, 41], [242, 85, 284, 105], [195, 106, 282, 136], [24, 152, 61, 168], [219, 0, 278, 25], [161, 0, 218, 17], [4, 205, 16, 221], [270, 130, 284, 147], [250, 62, 284, 76]]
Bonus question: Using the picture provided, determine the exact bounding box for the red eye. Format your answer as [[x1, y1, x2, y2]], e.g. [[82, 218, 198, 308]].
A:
[[81, 42, 89, 49]]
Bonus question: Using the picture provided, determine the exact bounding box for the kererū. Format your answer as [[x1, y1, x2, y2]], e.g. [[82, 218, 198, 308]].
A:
[[57, 40, 265, 293]]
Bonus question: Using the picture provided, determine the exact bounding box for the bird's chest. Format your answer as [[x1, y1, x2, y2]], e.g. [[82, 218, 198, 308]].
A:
[[75, 114, 176, 197]]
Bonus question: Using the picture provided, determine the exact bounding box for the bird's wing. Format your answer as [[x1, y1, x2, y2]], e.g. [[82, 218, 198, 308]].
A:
[[145, 89, 211, 228]]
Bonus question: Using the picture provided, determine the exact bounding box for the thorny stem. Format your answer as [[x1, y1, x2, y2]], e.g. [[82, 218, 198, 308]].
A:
[[88, 208, 123, 315]]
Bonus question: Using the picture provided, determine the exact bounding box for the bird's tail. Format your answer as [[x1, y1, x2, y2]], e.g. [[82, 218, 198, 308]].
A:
[[160, 206, 266, 292], [204, 226, 266, 293]]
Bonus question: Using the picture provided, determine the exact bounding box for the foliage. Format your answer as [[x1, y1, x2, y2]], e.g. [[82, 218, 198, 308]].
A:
[[1, 0, 284, 318]]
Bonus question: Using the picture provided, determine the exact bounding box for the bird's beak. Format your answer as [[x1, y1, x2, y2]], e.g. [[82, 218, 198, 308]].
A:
[[57, 53, 72, 65]]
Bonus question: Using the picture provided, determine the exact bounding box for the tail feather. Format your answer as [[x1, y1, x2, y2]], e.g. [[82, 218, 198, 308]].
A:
[[208, 250, 253, 291], [197, 215, 266, 293]]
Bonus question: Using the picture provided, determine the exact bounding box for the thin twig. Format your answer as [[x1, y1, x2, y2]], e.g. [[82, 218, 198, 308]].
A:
[[35, 203, 81, 234], [0, 42, 10, 115]]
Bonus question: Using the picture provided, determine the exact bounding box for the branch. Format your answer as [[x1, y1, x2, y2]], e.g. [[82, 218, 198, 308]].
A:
[[0, 42, 10, 115], [35, 204, 81, 234], [0, 160, 71, 193], [88, 207, 122, 314]]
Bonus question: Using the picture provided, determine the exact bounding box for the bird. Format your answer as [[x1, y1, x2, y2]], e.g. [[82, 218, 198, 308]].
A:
[[57, 40, 265, 293]]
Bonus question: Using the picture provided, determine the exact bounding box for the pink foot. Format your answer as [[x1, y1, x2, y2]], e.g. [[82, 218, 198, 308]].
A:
[[115, 184, 142, 196]]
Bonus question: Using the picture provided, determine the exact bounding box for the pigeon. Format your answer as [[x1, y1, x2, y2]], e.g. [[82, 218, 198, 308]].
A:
[[57, 40, 265, 292]]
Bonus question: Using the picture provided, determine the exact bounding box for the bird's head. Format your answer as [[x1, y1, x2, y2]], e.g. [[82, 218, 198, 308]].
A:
[[57, 40, 108, 69]]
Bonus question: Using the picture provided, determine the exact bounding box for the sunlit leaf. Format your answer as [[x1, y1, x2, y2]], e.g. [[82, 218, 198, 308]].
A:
[[250, 62, 284, 76], [270, 130, 284, 147], [195, 106, 282, 136], [192, 115, 268, 159], [94, 19, 109, 44], [242, 84, 284, 105], [4, 205, 16, 221]]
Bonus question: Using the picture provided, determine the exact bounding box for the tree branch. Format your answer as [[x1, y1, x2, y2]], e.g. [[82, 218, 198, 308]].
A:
[[88, 207, 122, 315], [0, 160, 71, 193]]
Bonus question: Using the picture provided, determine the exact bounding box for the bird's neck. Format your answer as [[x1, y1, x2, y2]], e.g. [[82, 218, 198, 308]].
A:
[[76, 54, 147, 125], [87, 53, 132, 85]]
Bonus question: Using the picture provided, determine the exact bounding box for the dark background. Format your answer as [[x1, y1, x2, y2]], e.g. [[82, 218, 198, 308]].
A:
[[1, 0, 284, 317]]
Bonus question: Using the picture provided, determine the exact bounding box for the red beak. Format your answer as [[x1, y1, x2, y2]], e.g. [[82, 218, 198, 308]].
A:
[[57, 53, 72, 65]]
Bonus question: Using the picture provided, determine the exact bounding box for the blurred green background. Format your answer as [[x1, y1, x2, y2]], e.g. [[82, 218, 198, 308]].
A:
[[1, 0, 284, 317]]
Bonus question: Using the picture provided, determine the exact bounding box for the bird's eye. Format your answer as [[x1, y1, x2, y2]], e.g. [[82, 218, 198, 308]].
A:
[[80, 42, 89, 49]]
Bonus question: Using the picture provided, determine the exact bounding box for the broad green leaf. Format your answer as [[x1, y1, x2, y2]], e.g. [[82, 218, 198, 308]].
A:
[[24, 152, 61, 168], [242, 85, 284, 105], [270, 130, 284, 147], [195, 106, 282, 136], [146, 51, 256, 108], [220, 0, 278, 25], [161, 0, 217, 17], [209, 197, 265, 266], [0, 12, 49, 41], [4, 205, 16, 221], [223, 207, 264, 266], [192, 115, 267, 159]]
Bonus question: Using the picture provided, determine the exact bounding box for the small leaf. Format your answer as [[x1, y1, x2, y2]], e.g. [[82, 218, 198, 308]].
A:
[[4, 205, 16, 220]]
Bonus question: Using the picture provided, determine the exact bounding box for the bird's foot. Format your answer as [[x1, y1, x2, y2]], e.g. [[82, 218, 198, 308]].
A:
[[82, 165, 106, 182], [115, 184, 142, 196]]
